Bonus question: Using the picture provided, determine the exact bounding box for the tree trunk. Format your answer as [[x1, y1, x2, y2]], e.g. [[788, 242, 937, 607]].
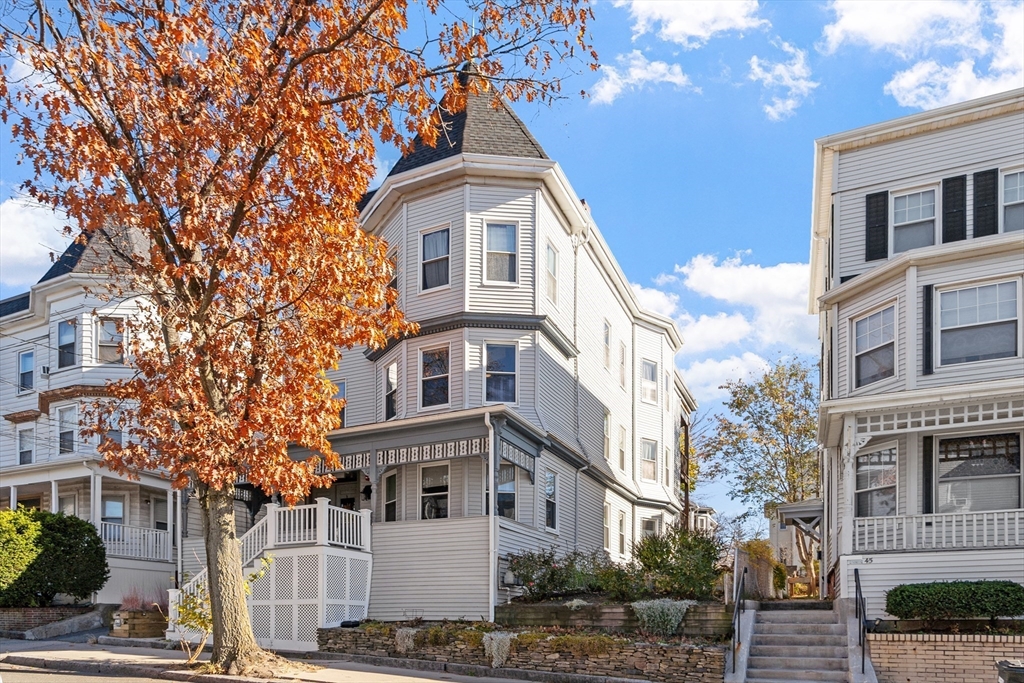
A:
[[794, 527, 819, 598], [200, 483, 264, 672]]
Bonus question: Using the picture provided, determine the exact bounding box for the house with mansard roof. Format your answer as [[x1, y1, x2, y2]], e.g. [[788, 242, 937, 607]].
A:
[[809, 88, 1024, 618]]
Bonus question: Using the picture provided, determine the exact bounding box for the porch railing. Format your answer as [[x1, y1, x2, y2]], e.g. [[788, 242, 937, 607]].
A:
[[854, 509, 1024, 552], [100, 522, 172, 561]]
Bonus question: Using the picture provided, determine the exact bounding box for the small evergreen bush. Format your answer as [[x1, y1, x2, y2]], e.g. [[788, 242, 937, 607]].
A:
[[0, 508, 43, 607], [632, 525, 724, 600], [631, 598, 696, 636], [32, 511, 109, 604], [885, 581, 1024, 621], [505, 547, 606, 601]]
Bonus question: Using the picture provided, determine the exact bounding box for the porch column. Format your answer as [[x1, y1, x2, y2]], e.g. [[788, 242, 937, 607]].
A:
[[265, 503, 278, 549], [91, 474, 103, 530], [315, 497, 329, 546], [840, 416, 856, 557], [50, 480, 59, 513], [359, 509, 372, 551], [9, 485, 16, 510]]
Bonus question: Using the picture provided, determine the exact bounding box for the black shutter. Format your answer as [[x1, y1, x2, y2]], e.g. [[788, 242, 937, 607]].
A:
[[865, 192, 889, 261], [922, 436, 933, 514], [922, 285, 934, 375], [941, 175, 967, 242], [973, 169, 999, 237]]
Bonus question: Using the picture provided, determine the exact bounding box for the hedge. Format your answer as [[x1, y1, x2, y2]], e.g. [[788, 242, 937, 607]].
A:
[[885, 580, 1024, 621]]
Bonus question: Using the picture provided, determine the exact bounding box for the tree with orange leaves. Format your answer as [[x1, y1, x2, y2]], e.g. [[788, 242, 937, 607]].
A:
[[1, 0, 594, 673]]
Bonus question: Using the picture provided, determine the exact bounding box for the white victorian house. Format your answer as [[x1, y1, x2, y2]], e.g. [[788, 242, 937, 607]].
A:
[[809, 88, 1024, 618]]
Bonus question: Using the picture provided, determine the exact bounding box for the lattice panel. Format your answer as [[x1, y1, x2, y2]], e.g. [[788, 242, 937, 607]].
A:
[[275, 556, 294, 601], [348, 604, 365, 621], [856, 399, 1024, 436], [350, 559, 369, 602], [275, 604, 293, 641], [250, 568, 271, 601], [251, 604, 271, 640], [325, 604, 346, 626], [297, 603, 319, 643], [297, 555, 319, 600], [325, 555, 347, 601]]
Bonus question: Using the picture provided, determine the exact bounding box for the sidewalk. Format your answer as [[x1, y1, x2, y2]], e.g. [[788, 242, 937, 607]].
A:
[[0, 638, 531, 683]]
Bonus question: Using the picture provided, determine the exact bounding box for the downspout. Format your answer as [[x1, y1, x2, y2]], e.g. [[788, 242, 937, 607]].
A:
[[484, 411, 496, 622]]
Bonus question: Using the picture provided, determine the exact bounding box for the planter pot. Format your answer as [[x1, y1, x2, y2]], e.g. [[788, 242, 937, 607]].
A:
[[110, 610, 168, 638]]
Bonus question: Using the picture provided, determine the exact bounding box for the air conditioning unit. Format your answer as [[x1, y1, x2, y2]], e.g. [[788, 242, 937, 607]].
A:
[[40, 366, 51, 377]]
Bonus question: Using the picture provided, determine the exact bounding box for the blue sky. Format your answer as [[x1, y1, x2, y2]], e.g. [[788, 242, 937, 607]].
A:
[[2, 1, 1022, 520]]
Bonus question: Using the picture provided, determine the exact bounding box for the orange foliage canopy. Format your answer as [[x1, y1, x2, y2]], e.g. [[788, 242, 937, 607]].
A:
[[1, 0, 595, 501]]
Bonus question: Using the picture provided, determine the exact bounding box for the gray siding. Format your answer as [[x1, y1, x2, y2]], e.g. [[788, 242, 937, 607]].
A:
[[836, 273, 907, 398], [403, 185, 466, 321], [467, 184, 536, 314]]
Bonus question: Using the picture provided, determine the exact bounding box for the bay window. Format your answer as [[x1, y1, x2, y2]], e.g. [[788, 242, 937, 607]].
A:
[[891, 188, 936, 253], [546, 243, 558, 304], [497, 463, 516, 520], [384, 472, 398, 522], [619, 342, 627, 388], [335, 381, 346, 428], [484, 343, 516, 403], [853, 305, 895, 388], [58, 406, 76, 454], [641, 439, 657, 481], [641, 360, 658, 403], [603, 412, 610, 460], [937, 433, 1021, 513], [486, 223, 517, 283], [421, 227, 450, 291], [420, 346, 449, 409], [19, 428, 33, 465], [939, 281, 1018, 365], [603, 504, 610, 549], [618, 511, 626, 554], [1004, 170, 1023, 232], [97, 317, 124, 363], [618, 426, 627, 471], [420, 464, 449, 519], [855, 446, 897, 517], [18, 350, 33, 392], [544, 470, 557, 530], [603, 321, 611, 368], [385, 363, 398, 420], [58, 320, 76, 368]]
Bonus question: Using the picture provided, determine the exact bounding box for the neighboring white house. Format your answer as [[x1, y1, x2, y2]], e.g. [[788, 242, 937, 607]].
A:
[[0, 229, 179, 604], [809, 88, 1024, 618]]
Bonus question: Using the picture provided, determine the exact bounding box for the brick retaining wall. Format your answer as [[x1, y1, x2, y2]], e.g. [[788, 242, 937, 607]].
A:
[[867, 632, 1024, 683], [0, 606, 92, 631], [319, 626, 725, 682]]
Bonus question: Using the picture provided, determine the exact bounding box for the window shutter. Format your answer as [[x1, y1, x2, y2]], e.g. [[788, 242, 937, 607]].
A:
[[922, 285, 933, 375], [941, 175, 966, 242], [922, 436, 933, 514], [865, 192, 888, 261], [973, 169, 999, 237]]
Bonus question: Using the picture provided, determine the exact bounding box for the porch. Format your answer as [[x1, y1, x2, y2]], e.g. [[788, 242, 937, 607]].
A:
[[854, 509, 1024, 552]]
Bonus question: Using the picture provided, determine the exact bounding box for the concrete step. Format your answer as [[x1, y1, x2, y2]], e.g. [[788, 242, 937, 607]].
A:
[[750, 644, 848, 659], [748, 656, 847, 671], [753, 622, 846, 636], [746, 668, 848, 681], [751, 633, 848, 648], [759, 600, 834, 611], [755, 610, 839, 624]]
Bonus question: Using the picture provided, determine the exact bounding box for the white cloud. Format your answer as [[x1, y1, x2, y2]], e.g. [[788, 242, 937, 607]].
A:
[[631, 282, 680, 317], [677, 312, 753, 355], [821, 0, 987, 58], [748, 41, 819, 120], [681, 352, 769, 402], [591, 51, 697, 105], [615, 0, 769, 50], [0, 198, 72, 291], [370, 157, 395, 189]]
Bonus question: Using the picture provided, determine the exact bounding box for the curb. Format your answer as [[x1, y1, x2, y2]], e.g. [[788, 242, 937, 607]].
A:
[[0, 654, 279, 683]]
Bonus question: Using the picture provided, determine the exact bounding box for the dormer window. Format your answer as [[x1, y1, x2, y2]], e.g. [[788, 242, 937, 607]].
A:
[[421, 227, 450, 291], [486, 223, 517, 283], [891, 188, 936, 254]]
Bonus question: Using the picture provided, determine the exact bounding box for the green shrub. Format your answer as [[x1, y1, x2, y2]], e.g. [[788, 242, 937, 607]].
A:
[[631, 598, 696, 636], [886, 581, 1024, 621], [772, 563, 788, 593], [506, 547, 606, 601], [594, 562, 648, 602], [633, 525, 724, 600], [0, 508, 43, 607]]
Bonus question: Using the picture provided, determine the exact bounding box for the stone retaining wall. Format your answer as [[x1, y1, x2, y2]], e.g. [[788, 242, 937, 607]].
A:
[[0, 606, 92, 631], [867, 632, 1024, 683], [495, 602, 732, 637], [319, 626, 725, 682]]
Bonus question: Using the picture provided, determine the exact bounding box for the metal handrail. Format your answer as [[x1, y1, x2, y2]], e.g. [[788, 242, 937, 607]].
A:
[[731, 567, 747, 674], [854, 567, 866, 674]]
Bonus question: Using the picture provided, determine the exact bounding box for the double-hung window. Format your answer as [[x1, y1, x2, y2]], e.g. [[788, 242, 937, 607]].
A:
[[420, 346, 449, 409], [664, 447, 671, 486], [1004, 170, 1024, 232], [618, 511, 626, 554], [384, 472, 398, 522], [641, 360, 658, 403], [641, 439, 657, 481], [105, 410, 123, 447], [58, 494, 76, 517], [497, 463, 516, 520], [58, 406, 77, 454], [853, 305, 895, 388], [545, 243, 558, 304], [58, 320, 76, 368], [486, 223, 517, 283], [421, 228, 450, 291], [603, 504, 610, 549], [97, 317, 124, 363], [420, 464, 449, 519], [619, 343, 627, 388], [484, 343, 516, 403], [939, 281, 1018, 365], [102, 495, 125, 525], [603, 412, 611, 460], [642, 518, 659, 538], [335, 381, 346, 428], [937, 433, 1021, 513], [18, 428, 33, 465], [384, 363, 398, 420], [891, 188, 936, 254], [618, 426, 627, 471], [602, 322, 611, 368], [153, 497, 168, 531], [855, 446, 897, 517], [18, 350, 33, 392], [386, 252, 399, 310], [544, 470, 558, 530]]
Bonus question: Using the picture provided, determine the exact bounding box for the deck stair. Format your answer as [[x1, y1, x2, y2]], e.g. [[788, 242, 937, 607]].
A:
[[746, 601, 849, 682]]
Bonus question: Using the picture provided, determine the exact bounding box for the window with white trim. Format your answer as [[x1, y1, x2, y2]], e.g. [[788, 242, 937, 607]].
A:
[[420, 463, 449, 519], [18, 350, 33, 392], [891, 188, 936, 253], [619, 342, 627, 388], [384, 363, 398, 420], [602, 321, 611, 368], [384, 472, 398, 522], [937, 433, 1021, 513], [18, 428, 33, 465], [603, 504, 610, 549], [618, 426, 627, 471], [664, 446, 671, 486], [485, 343, 516, 403], [939, 281, 1018, 366], [420, 346, 449, 409], [544, 470, 558, 530], [421, 228, 450, 291], [641, 517, 659, 538], [486, 223, 517, 283], [104, 410, 123, 447], [853, 305, 895, 388], [1004, 170, 1024, 232], [58, 406, 77, 454], [618, 511, 626, 553], [641, 439, 657, 481], [664, 372, 671, 412], [641, 360, 658, 403], [153, 496, 168, 530], [58, 320, 76, 368], [58, 494, 76, 517], [387, 251, 399, 310], [545, 243, 558, 304], [855, 446, 897, 517], [603, 412, 610, 460], [101, 495, 125, 525], [497, 463, 516, 520], [97, 317, 124, 363]]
